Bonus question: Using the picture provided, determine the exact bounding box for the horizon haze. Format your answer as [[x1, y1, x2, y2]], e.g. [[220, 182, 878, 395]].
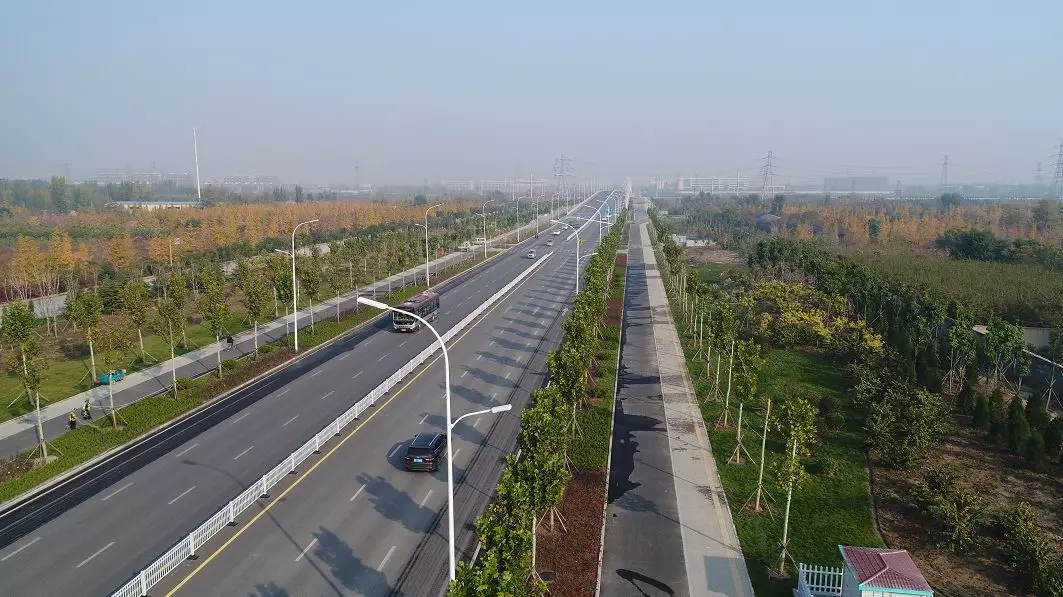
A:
[[2, 1, 1061, 187]]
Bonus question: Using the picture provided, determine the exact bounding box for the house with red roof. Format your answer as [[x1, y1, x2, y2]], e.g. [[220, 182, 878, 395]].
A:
[[795, 545, 934, 597]]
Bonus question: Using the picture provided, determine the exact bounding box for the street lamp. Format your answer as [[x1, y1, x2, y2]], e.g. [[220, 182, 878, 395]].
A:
[[423, 203, 442, 286], [274, 219, 318, 352], [356, 295, 511, 581], [551, 219, 585, 293], [480, 199, 494, 259]]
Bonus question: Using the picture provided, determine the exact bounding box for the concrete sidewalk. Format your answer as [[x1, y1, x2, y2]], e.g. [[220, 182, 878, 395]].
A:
[[0, 208, 564, 458], [600, 202, 753, 597]]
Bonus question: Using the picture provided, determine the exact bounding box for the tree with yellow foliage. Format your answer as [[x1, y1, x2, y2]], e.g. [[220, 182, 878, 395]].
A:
[[107, 230, 136, 274]]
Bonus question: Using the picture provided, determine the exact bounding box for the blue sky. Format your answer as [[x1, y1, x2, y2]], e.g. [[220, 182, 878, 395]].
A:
[[2, 1, 1060, 186]]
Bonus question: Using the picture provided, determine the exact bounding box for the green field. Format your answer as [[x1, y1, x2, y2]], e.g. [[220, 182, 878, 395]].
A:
[[677, 338, 883, 596]]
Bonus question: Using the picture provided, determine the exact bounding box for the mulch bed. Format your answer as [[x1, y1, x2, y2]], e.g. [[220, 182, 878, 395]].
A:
[[604, 298, 622, 328], [536, 470, 607, 597], [614, 254, 627, 267]]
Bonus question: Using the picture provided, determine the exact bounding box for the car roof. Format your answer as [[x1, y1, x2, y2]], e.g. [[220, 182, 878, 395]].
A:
[[410, 432, 441, 448]]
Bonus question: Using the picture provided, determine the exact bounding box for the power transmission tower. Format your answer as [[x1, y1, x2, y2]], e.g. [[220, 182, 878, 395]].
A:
[[554, 153, 572, 211], [940, 155, 949, 189], [1035, 161, 1044, 186], [761, 151, 775, 197], [1053, 141, 1063, 200]]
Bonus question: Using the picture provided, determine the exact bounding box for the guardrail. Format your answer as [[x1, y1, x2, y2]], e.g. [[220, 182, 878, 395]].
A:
[[111, 251, 555, 597]]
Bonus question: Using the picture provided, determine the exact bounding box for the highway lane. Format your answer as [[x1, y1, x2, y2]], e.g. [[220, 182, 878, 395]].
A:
[[155, 227, 589, 597], [0, 193, 607, 597]]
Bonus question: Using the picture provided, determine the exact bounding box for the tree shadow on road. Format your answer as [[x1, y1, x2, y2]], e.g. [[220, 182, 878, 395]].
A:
[[355, 473, 436, 533], [248, 581, 291, 597], [311, 526, 392, 595]]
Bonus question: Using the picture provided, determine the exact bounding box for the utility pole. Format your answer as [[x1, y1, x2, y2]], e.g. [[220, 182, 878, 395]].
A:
[[940, 155, 949, 190], [193, 127, 202, 200]]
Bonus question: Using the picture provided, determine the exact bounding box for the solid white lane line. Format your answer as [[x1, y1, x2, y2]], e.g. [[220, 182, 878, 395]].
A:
[[505, 371, 512, 380], [453, 448, 462, 459], [378, 546, 396, 571], [168, 486, 196, 505], [419, 414, 429, 425], [277, 388, 290, 397], [352, 371, 363, 380], [294, 538, 317, 563], [75, 542, 115, 569], [419, 490, 434, 508], [101, 482, 133, 502], [232, 412, 250, 424], [233, 445, 254, 460], [339, 353, 351, 361], [282, 414, 300, 427], [174, 443, 199, 458], [491, 392, 497, 399], [1, 537, 39, 562], [321, 390, 335, 400], [387, 445, 401, 458], [460, 371, 467, 378], [474, 417, 481, 428], [310, 369, 323, 377], [350, 485, 365, 502]]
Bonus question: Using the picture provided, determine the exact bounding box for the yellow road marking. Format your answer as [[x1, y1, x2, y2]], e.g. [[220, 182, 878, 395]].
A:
[[163, 254, 552, 596]]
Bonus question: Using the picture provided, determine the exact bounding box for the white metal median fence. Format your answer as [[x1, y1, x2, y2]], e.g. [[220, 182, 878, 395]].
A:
[[111, 252, 554, 597]]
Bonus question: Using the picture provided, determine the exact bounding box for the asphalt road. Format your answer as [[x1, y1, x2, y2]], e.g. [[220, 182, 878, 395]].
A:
[[600, 203, 688, 597], [0, 193, 608, 597], [152, 227, 588, 597]]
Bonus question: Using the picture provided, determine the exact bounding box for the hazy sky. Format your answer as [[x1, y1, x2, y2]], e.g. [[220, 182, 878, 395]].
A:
[[2, 1, 1061, 187]]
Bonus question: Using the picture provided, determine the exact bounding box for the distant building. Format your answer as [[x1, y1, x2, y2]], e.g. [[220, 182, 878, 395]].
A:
[[479, 180, 510, 193], [222, 175, 280, 189], [442, 180, 475, 194], [113, 199, 200, 211], [677, 176, 749, 195], [824, 177, 890, 194]]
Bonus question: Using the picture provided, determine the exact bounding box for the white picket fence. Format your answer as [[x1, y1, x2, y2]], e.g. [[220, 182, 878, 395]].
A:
[[110, 251, 554, 597], [795, 563, 844, 597]]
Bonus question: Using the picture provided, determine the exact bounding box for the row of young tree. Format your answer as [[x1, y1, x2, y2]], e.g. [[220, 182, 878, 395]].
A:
[[0, 195, 545, 302], [0, 231, 455, 462], [745, 236, 1063, 593], [447, 209, 628, 596]]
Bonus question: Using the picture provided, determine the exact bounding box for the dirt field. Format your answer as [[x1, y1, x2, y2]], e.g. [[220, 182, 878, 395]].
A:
[[872, 413, 1063, 597]]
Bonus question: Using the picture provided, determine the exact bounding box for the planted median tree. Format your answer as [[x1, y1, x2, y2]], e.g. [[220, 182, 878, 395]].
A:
[[774, 393, 817, 575], [153, 296, 186, 397], [118, 281, 152, 362], [2, 303, 50, 460], [65, 290, 102, 384], [97, 324, 133, 428], [236, 261, 269, 355], [197, 266, 231, 377], [298, 254, 322, 333]]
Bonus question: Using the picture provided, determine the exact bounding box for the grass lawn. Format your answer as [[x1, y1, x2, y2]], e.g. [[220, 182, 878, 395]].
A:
[[675, 332, 883, 596]]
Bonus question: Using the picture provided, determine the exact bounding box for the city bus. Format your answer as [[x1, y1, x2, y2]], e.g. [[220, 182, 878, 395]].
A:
[[392, 291, 441, 332]]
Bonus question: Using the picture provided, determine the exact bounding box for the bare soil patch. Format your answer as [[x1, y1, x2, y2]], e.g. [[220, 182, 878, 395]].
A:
[[872, 414, 1063, 597], [685, 247, 744, 264], [604, 298, 622, 328], [536, 471, 607, 597]]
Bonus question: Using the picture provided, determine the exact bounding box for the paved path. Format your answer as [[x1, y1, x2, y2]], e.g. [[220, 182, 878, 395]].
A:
[[0, 210, 563, 460], [600, 199, 753, 597]]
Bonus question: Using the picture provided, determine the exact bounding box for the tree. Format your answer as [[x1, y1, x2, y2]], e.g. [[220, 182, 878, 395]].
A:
[[166, 274, 189, 346], [196, 266, 231, 377], [771, 194, 786, 215], [96, 324, 133, 428], [945, 308, 977, 394], [48, 229, 74, 295], [107, 230, 137, 275], [1007, 397, 1031, 454], [65, 291, 102, 382], [988, 389, 1007, 439], [972, 392, 991, 429], [983, 316, 1024, 392], [999, 502, 1063, 596], [732, 339, 764, 405], [50, 175, 69, 213], [117, 281, 151, 361], [294, 185, 304, 203], [1024, 394, 1050, 434], [2, 303, 49, 459], [153, 297, 185, 396], [1045, 417, 1063, 461], [236, 261, 269, 354], [867, 385, 947, 468], [297, 255, 322, 332]]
